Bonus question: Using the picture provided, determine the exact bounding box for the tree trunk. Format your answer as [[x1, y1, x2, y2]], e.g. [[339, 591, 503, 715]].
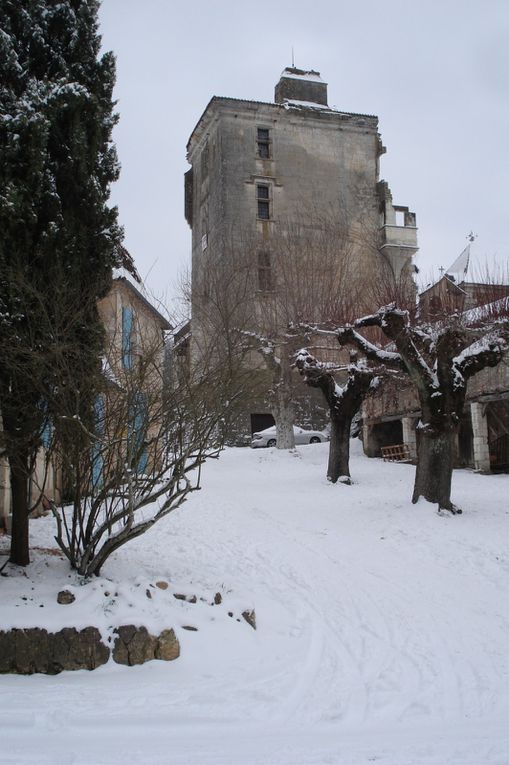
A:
[[327, 417, 352, 484], [9, 449, 30, 566], [411, 428, 460, 512], [273, 388, 295, 449], [273, 354, 295, 450]]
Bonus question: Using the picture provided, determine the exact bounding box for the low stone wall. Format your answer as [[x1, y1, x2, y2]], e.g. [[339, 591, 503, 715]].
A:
[[0, 624, 180, 675]]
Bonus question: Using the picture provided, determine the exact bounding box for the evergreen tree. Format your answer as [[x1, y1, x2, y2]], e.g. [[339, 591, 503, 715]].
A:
[[0, 0, 123, 565]]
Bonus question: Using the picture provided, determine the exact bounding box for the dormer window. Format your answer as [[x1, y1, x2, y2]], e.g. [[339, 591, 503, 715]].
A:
[[256, 127, 271, 159]]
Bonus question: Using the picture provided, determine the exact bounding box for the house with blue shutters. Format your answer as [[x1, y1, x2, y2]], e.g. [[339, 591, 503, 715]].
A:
[[0, 273, 171, 533]]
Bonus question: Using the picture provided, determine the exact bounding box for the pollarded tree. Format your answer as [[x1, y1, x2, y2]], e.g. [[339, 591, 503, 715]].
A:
[[337, 305, 508, 513], [0, 0, 123, 565], [295, 349, 381, 484]]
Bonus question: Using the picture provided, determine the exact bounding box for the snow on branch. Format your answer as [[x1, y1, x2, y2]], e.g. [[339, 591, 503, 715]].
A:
[[453, 329, 509, 381], [336, 326, 404, 368]]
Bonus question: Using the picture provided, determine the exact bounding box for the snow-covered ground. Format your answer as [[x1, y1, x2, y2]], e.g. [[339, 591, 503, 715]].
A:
[[1, 440, 509, 765]]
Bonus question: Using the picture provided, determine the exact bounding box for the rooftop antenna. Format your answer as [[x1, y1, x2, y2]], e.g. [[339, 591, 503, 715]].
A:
[[291, 46, 295, 68]]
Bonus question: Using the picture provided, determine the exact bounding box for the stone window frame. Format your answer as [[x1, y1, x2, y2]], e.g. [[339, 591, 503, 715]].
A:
[[256, 126, 272, 159], [256, 182, 272, 220], [257, 251, 273, 292]]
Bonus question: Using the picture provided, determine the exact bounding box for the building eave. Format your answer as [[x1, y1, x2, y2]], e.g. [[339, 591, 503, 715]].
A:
[[114, 277, 172, 331], [186, 95, 378, 156]]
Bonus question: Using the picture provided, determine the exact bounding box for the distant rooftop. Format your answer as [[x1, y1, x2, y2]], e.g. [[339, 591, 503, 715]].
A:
[[275, 67, 328, 106], [278, 67, 326, 84]]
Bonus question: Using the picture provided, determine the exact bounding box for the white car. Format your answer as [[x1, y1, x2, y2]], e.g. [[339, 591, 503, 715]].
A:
[[250, 425, 328, 448]]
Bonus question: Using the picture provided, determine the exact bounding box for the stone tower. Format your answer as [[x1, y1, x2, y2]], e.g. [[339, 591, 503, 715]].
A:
[[184, 68, 418, 434]]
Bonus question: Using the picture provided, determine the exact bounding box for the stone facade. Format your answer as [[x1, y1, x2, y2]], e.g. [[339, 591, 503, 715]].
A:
[[185, 68, 417, 433]]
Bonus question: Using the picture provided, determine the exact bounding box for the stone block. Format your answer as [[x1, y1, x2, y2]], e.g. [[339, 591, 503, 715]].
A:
[[155, 629, 180, 661]]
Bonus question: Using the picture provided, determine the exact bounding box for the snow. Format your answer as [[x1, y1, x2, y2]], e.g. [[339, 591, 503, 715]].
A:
[[2, 442, 509, 764], [280, 69, 325, 83], [283, 98, 332, 111]]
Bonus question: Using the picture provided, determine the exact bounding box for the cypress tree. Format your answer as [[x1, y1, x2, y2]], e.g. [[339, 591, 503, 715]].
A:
[[0, 0, 123, 565]]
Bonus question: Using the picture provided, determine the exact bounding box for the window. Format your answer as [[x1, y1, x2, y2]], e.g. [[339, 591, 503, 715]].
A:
[[256, 184, 270, 220], [256, 127, 271, 159], [258, 251, 273, 292]]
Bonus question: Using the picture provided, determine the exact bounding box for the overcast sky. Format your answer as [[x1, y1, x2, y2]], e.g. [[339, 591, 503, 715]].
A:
[[98, 0, 509, 302]]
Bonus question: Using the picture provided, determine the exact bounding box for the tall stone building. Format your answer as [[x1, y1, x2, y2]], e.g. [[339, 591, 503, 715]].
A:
[[184, 68, 418, 435]]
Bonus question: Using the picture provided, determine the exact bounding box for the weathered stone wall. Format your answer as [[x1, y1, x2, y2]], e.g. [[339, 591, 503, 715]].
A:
[[186, 78, 417, 428], [0, 624, 180, 675]]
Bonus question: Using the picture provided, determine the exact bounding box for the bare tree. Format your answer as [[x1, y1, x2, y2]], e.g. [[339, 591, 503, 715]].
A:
[[50, 325, 238, 577], [241, 215, 374, 448], [336, 304, 508, 513], [295, 349, 381, 483]]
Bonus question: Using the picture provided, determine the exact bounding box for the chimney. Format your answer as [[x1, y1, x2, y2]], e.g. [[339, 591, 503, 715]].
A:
[[274, 68, 328, 107]]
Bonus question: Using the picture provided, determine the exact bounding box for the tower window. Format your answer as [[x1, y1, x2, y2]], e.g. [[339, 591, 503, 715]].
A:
[[258, 252, 273, 292], [256, 184, 271, 220], [256, 127, 271, 159]]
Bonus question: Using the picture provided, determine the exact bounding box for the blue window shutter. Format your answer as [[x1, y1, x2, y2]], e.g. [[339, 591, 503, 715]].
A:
[[122, 306, 134, 369], [39, 400, 53, 448], [41, 418, 53, 449], [91, 395, 105, 489], [128, 392, 149, 474]]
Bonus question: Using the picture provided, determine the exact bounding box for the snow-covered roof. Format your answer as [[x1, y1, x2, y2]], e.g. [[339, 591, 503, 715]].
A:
[[282, 98, 334, 112], [279, 68, 326, 84]]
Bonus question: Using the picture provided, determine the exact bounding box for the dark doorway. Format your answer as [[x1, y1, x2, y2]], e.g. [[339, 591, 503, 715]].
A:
[[487, 401, 509, 472], [250, 413, 275, 435], [457, 411, 474, 467], [366, 420, 403, 457]]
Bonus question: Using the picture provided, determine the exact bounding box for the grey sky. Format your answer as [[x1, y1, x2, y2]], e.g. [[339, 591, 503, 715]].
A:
[[99, 0, 509, 301]]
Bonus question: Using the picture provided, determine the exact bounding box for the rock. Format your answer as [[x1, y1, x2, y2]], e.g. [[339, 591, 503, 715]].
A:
[[242, 609, 256, 630], [146, 589, 152, 599], [155, 581, 168, 590], [113, 625, 158, 666], [0, 626, 108, 674], [214, 592, 222, 605], [173, 593, 196, 603], [50, 627, 109, 673], [57, 590, 75, 605], [155, 629, 180, 661], [0, 623, 179, 674]]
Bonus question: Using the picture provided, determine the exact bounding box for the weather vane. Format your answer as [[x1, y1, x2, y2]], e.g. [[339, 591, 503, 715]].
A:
[[467, 231, 478, 243]]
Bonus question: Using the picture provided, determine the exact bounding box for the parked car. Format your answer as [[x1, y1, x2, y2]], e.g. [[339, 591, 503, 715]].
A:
[[250, 425, 329, 448]]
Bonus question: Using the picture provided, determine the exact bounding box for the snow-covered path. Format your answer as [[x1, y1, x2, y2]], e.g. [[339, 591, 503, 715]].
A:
[[2, 442, 509, 764]]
